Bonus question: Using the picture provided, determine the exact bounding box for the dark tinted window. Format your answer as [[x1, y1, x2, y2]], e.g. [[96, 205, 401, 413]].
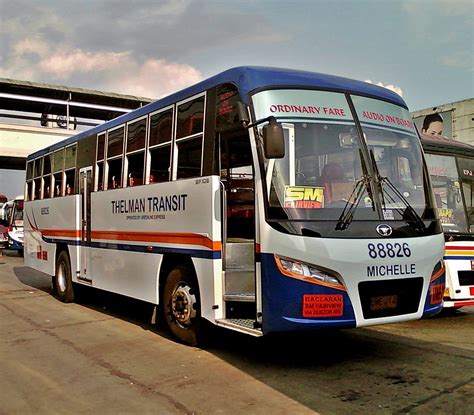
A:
[[127, 118, 147, 153], [43, 154, 52, 175], [127, 152, 145, 186], [149, 109, 173, 147], [96, 162, 104, 191], [108, 159, 122, 189], [34, 178, 41, 199], [97, 133, 106, 160], [43, 176, 52, 199], [108, 127, 124, 157], [65, 170, 75, 195], [150, 146, 171, 183], [176, 97, 204, 139], [216, 83, 241, 131], [177, 138, 202, 179], [54, 173, 63, 196]]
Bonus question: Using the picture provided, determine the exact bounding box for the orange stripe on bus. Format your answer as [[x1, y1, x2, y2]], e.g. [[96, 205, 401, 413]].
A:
[[42, 229, 81, 238], [91, 230, 221, 250]]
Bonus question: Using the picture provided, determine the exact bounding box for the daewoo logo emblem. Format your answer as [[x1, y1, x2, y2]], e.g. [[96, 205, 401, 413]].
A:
[[376, 224, 393, 237]]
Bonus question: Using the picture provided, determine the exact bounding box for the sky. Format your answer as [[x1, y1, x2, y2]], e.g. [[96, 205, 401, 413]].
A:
[[0, 0, 473, 112]]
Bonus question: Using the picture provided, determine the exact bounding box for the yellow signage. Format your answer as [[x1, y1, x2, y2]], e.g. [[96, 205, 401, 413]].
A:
[[284, 186, 325, 209]]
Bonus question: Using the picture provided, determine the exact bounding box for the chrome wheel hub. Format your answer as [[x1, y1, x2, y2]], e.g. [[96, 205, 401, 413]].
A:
[[171, 284, 196, 327]]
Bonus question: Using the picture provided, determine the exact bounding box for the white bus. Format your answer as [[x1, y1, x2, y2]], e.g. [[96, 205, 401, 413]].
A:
[[4, 196, 24, 253], [24, 67, 445, 345], [421, 133, 474, 308]]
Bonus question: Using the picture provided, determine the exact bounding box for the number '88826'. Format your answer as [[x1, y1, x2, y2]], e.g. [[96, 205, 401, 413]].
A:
[[367, 242, 411, 259]]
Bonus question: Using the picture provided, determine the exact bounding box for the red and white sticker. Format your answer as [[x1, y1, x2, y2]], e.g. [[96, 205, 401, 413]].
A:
[[302, 294, 343, 317]]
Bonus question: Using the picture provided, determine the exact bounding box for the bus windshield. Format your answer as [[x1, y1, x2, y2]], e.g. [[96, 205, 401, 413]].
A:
[[252, 89, 434, 223], [426, 153, 473, 234]]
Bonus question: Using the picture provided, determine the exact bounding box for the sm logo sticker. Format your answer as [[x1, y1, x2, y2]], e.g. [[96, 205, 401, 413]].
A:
[[284, 186, 325, 209]]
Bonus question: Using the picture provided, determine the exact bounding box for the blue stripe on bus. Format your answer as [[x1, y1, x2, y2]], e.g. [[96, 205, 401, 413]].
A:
[[443, 256, 474, 260], [43, 237, 221, 259]]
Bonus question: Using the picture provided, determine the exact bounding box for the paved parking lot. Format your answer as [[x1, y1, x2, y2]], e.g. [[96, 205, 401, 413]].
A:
[[1, 250, 473, 414]]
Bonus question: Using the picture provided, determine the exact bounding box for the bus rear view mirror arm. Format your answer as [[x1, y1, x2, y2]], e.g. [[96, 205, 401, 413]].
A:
[[237, 102, 285, 159]]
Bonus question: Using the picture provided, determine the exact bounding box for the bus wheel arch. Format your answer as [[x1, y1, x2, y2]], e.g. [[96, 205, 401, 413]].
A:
[[54, 246, 74, 303], [160, 255, 201, 345]]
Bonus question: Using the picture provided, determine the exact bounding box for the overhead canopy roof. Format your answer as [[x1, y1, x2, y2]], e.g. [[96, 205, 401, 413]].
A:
[[0, 78, 153, 121]]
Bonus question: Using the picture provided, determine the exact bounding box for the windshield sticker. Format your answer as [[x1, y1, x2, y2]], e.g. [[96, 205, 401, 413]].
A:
[[437, 208, 453, 223], [383, 209, 394, 220], [284, 186, 324, 209], [253, 90, 352, 122], [352, 95, 416, 135]]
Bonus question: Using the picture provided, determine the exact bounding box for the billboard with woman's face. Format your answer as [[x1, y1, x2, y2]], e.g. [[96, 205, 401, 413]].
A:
[[413, 110, 453, 139]]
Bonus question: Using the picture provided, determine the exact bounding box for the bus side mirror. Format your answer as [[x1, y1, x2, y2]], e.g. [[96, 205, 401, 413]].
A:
[[263, 117, 285, 159]]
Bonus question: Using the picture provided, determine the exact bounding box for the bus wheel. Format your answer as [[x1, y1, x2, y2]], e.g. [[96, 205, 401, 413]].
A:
[[55, 250, 74, 303], [163, 266, 201, 346]]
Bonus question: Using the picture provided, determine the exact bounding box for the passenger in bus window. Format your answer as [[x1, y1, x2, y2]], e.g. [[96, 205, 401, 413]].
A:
[[55, 185, 61, 196], [111, 176, 119, 189], [66, 184, 73, 195], [128, 173, 143, 187], [422, 113, 443, 137]]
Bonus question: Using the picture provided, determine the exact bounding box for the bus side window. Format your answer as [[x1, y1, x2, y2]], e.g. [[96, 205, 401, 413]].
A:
[[65, 170, 75, 194], [149, 146, 171, 183], [107, 158, 122, 189], [126, 152, 144, 187]]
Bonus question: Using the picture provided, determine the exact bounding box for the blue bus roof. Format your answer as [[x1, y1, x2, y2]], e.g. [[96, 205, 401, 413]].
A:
[[29, 66, 408, 159]]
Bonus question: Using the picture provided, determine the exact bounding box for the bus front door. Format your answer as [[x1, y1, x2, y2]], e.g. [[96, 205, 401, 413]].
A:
[[79, 167, 92, 283], [220, 132, 257, 324]]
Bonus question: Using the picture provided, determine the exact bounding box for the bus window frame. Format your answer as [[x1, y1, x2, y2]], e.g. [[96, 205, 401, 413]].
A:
[[105, 125, 126, 190], [148, 105, 174, 184], [173, 93, 206, 181], [33, 156, 43, 200], [125, 114, 148, 187], [95, 132, 106, 191]]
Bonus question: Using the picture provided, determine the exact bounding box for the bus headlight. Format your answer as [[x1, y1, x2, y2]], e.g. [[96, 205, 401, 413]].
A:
[[274, 254, 346, 291]]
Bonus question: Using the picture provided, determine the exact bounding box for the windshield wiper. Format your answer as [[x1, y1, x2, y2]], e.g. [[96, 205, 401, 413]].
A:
[[366, 149, 426, 230], [365, 149, 425, 230], [335, 175, 370, 231], [378, 176, 426, 230], [335, 149, 375, 231]]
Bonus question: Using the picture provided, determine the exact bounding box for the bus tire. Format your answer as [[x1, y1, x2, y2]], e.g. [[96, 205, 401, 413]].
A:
[[163, 265, 201, 346], [55, 250, 74, 303]]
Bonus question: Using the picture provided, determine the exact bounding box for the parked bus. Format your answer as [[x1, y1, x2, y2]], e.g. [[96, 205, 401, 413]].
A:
[[0, 194, 8, 221], [24, 67, 445, 344], [421, 133, 474, 308], [0, 194, 8, 248], [2, 196, 24, 253]]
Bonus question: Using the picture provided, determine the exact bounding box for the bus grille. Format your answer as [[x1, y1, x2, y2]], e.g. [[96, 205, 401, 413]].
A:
[[358, 278, 423, 319], [458, 271, 474, 286]]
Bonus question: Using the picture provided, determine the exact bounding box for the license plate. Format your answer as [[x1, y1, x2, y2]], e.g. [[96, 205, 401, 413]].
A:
[[370, 294, 398, 310]]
